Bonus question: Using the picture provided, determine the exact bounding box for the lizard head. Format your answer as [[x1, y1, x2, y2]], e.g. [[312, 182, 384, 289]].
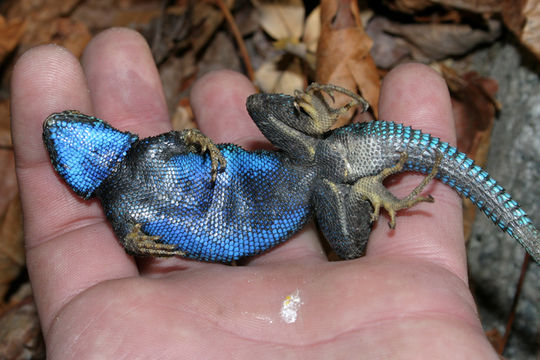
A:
[[42, 111, 138, 199]]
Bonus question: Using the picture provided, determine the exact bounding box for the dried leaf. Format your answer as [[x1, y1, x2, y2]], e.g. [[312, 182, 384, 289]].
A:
[[235, 4, 261, 36], [199, 32, 242, 75], [366, 16, 412, 69], [384, 0, 502, 14], [0, 16, 26, 62], [113, 8, 162, 28], [0, 100, 11, 148], [502, 0, 540, 60], [255, 56, 305, 94], [0, 196, 24, 302], [442, 0, 501, 13], [8, 0, 91, 57], [191, 0, 233, 53], [7, 0, 79, 54], [159, 51, 197, 114], [316, 0, 380, 121], [48, 18, 92, 58], [71, 0, 161, 31], [0, 151, 18, 217], [382, 19, 501, 61], [171, 99, 196, 131], [0, 295, 44, 359], [7, 0, 79, 19], [383, 0, 432, 13], [303, 5, 321, 53], [257, 0, 305, 41]]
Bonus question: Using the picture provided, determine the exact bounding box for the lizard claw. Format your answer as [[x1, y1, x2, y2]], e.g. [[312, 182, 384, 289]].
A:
[[123, 223, 186, 257], [292, 83, 370, 135], [184, 129, 227, 182], [352, 151, 442, 229]]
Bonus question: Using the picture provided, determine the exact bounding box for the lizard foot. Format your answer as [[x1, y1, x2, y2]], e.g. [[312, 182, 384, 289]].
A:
[[352, 151, 442, 229], [123, 223, 186, 257], [184, 129, 227, 182], [293, 83, 370, 135]]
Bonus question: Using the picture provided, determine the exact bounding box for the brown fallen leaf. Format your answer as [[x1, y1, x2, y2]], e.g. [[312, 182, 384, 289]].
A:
[[137, 4, 191, 65], [303, 5, 321, 55], [254, 0, 308, 93], [113, 6, 162, 29], [0, 293, 44, 359], [258, 0, 305, 41], [0, 196, 24, 303], [0, 137, 18, 216], [381, 18, 501, 61], [191, 0, 234, 54], [6, 0, 79, 19], [366, 16, 416, 69], [159, 50, 197, 115], [502, 0, 540, 60], [384, 0, 502, 14], [0, 16, 26, 63], [70, 0, 161, 33], [171, 98, 196, 132], [316, 0, 380, 122], [6, 0, 80, 54], [199, 31, 242, 76], [48, 18, 92, 58], [0, 100, 11, 149], [255, 55, 305, 94]]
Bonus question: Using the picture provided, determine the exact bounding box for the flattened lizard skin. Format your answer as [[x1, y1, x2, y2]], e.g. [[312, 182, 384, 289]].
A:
[[42, 84, 540, 263], [43, 111, 314, 262]]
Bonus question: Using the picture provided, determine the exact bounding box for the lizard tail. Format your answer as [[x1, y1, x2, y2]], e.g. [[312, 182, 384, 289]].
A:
[[432, 151, 540, 263], [366, 120, 540, 263]]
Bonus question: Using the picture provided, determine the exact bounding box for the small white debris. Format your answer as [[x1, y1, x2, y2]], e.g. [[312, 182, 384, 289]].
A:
[[280, 289, 303, 324]]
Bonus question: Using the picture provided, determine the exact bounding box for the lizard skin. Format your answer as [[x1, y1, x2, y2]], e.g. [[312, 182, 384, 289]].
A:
[[42, 84, 540, 263]]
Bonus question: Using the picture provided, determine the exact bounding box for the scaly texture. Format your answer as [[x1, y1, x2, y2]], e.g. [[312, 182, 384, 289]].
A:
[[42, 84, 540, 263], [323, 121, 540, 260], [246, 84, 540, 262], [44, 111, 315, 262]]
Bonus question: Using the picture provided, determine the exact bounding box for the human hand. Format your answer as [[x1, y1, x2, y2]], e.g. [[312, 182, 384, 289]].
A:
[[11, 28, 497, 358]]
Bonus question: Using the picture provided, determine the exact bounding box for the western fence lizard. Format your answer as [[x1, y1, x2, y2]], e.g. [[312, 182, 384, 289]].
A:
[[42, 84, 540, 263]]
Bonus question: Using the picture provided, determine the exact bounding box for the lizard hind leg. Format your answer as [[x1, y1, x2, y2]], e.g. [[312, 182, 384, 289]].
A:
[[352, 151, 442, 229]]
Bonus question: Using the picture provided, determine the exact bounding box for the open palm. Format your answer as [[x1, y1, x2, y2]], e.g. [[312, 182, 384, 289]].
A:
[[11, 28, 497, 359]]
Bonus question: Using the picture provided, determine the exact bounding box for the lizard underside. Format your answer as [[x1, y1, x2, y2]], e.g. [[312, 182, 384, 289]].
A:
[[42, 84, 540, 263]]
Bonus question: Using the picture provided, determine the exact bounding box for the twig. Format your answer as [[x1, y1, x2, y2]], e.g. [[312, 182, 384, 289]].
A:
[[497, 253, 531, 354], [214, 0, 255, 81]]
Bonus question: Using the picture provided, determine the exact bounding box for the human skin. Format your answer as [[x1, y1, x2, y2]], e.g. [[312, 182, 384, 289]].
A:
[[11, 28, 498, 359]]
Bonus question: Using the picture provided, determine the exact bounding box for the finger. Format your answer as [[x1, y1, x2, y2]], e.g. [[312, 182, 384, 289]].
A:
[[11, 45, 139, 334], [81, 28, 170, 136], [190, 70, 265, 147], [369, 63, 467, 280], [81, 28, 208, 273], [191, 71, 326, 264]]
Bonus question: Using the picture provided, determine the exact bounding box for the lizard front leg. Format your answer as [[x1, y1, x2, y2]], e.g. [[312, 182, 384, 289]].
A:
[[293, 83, 370, 135], [183, 129, 227, 182], [246, 83, 370, 164]]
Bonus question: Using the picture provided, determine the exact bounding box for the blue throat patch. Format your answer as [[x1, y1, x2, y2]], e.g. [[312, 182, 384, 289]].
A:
[[43, 111, 138, 199]]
